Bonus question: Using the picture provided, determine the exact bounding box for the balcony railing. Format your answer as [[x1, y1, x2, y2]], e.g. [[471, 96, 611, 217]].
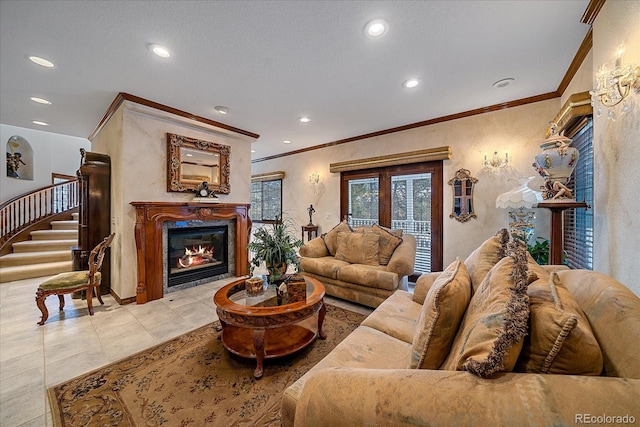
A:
[[0, 180, 79, 248]]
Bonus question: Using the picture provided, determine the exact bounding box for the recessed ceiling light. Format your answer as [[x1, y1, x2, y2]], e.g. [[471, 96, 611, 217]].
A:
[[27, 55, 55, 68], [299, 117, 310, 123], [251, 149, 256, 153], [283, 140, 292, 144], [30, 97, 52, 105], [493, 78, 515, 88], [364, 19, 389, 38], [402, 79, 420, 89], [32, 120, 49, 126], [214, 106, 229, 115], [149, 44, 171, 58]]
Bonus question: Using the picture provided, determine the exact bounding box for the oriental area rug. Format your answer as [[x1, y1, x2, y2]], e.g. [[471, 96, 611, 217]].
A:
[[48, 305, 366, 427]]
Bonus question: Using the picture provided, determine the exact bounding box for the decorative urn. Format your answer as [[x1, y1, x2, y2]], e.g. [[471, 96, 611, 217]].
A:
[[533, 123, 579, 201]]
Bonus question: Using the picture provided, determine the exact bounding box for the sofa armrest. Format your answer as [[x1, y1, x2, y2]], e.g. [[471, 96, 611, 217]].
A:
[[299, 236, 329, 258], [294, 368, 640, 427], [386, 234, 416, 278], [413, 271, 441, 304]]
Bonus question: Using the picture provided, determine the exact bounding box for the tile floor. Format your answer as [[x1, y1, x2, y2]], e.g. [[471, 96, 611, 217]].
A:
[[0, 275, 373, 426]]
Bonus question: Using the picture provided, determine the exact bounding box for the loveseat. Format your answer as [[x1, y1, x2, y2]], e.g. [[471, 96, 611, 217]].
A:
[[283, 230, 640, 426], [299, 221, 416, 308]]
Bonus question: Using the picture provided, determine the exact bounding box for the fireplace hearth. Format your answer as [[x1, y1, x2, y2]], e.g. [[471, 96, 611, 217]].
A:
[[167, 225, 228, 287]]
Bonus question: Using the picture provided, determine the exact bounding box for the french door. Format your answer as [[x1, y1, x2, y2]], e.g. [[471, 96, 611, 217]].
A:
[[340, 162, 443, 275]]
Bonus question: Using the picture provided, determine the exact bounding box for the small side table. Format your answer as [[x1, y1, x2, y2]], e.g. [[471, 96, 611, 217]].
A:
[[302, 225, 319, 242], [537, 201, 589, 265]]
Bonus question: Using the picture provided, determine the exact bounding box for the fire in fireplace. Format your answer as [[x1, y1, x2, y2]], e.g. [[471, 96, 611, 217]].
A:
[[167, 225, 228, 287]]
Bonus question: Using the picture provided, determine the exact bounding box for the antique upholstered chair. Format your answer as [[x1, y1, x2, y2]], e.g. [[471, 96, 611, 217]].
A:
[[35, 233, 115, 325]]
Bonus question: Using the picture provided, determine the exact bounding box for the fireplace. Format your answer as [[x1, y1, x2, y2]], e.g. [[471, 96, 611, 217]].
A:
[[167, 225, 228, 287], [131, 202, 251, 304]]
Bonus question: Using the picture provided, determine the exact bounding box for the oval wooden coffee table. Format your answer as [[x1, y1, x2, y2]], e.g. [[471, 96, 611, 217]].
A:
[[213, 276, 326, 378]]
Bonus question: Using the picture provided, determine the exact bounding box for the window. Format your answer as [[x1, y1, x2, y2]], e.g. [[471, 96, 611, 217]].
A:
[[564, 117, 593, 269], [250, 178, 282, 222]]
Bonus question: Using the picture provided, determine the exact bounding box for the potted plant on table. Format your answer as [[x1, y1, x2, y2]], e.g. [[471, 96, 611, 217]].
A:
[[248, 213, 304, 285]]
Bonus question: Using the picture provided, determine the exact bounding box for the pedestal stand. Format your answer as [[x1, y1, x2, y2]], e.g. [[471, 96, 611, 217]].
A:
[[537, 201, 588, 265]]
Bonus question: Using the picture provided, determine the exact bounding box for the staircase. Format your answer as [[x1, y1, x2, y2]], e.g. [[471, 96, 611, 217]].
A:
[[0, 213, 78, 283]]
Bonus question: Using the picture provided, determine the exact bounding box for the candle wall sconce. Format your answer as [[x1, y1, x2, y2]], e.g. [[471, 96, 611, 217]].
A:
[[483, 151, 510, 169]]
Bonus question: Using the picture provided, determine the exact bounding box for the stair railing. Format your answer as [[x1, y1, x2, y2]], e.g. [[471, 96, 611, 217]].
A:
[[0, 179, 79, 248]]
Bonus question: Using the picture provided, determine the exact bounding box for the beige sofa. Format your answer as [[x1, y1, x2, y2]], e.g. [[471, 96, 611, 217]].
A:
[[283, 232, 640, 426], [299, 222, 416, 308]]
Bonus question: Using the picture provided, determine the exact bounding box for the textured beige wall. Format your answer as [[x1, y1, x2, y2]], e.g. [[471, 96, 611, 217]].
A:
[[91, 108, 124, 297], [92, 101, 254, 300], [561, 48, 593, 105], [592, 1, 640, 295], [252, 99, 559, 269]]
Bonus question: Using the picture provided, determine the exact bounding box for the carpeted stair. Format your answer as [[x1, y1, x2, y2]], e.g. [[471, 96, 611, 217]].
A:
[[0, 213, 78, 283]]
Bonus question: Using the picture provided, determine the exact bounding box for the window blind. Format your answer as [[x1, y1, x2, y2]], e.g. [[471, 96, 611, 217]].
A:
[[564, 117, 593, 270]]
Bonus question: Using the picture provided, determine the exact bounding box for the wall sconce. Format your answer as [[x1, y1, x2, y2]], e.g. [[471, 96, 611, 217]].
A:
[[483, 151, 510, 169], [590, 44, 640, 121], [309, 173, 320, 185]]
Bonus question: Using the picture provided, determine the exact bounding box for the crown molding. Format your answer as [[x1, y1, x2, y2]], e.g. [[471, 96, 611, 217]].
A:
[[88, 93, 260, 141]]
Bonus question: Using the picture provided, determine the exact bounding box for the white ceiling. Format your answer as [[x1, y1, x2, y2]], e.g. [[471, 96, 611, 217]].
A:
[[0, 1, 590, 160]]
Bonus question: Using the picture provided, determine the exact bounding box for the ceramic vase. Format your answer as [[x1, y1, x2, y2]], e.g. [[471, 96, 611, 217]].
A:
[[533, 125, 579, 200]]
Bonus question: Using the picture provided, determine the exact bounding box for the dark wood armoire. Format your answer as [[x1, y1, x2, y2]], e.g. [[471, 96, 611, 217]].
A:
[[72, 149, 112, 295]]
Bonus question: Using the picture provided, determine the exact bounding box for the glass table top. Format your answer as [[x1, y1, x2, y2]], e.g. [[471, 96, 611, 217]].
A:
[[227, 275, 316, 308]]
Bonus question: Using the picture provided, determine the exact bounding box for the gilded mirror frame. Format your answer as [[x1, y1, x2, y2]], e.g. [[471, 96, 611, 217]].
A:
[[166, 132, 230, 194], [448, 168, 477, 222]]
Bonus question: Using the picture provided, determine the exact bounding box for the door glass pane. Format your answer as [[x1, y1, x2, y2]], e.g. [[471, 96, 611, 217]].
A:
[[391, 173, 432, 273], [348, 177, 379, 227]]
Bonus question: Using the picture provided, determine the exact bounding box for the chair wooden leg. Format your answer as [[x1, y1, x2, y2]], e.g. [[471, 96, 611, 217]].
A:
[[86, 285, 94, 316], [96, 286, 104, 305], [58, 294, 65, 311], [35, 289, 49, 326]]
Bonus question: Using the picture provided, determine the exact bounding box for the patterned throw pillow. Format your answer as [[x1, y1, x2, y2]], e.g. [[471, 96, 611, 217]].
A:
[[516, 272, 603, 375], [334, 232, 380, 266], [409, 258, 471, 369], [441, 241, 530, 377], [365, 224, 403, 265], [464, 228, 510, 293], [321, 221, 353, 256]]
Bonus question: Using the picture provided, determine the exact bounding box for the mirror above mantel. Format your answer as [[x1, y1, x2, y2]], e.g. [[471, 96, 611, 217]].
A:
[[166, 132, 231, 194]]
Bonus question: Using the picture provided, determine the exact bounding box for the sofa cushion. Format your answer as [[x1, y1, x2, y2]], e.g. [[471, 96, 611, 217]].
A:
[[375, 224, 403, 237], [297, 326, 411, 374], [556, 269, 639, 379], [335, 231, 380, 266], [516, 272, 603, 375], [442, 241, 530, 377], [300, 256, 350, 280], [409, 258, 471, 369], [337, 264, 398, 291], [299, 236, 330, 258], [412, 272, 440, 305], [365, 224, 403, 265], [361, 290, 422, 344], [322, 221, 353, 256], [515, 271, 577, 374], [464, 228, 509, 293]]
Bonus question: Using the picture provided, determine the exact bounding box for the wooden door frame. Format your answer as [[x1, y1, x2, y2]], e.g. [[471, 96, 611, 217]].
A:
[[340, 161, 443, 273]]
